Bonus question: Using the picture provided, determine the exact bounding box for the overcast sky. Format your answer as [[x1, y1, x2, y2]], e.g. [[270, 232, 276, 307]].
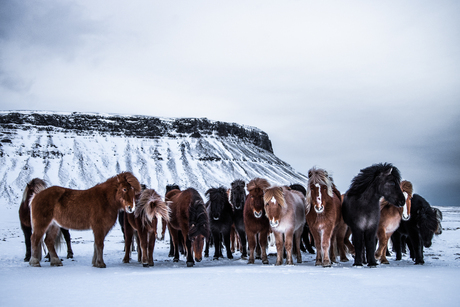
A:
[[1, 0, 459, 206]]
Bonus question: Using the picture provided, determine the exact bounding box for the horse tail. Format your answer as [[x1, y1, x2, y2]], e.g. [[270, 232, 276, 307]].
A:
[[188, 190, 210, 240]]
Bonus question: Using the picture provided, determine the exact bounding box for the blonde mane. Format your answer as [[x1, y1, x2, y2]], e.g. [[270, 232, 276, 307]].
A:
[[264, 186, 286, 208], [247, 178, 270, 192], [306, 167, 334, 205], [134, 189, 170, 228]]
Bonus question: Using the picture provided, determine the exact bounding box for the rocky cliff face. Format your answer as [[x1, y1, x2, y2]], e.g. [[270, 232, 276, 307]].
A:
[[0, 111, 307, 207]]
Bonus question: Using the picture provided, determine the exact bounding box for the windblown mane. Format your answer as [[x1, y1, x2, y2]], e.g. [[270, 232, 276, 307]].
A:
[[401, 180, 413, 197], [347, 163, 401, 196], [206, 186, 228, 209], [23, 178, 48, 206], [263, 186, 286, 207], [134, 189, 170, 228], [188, 189, 210, 239], [306, 167, 334, 205], [247, 178, 270, 192], [104, 172, 141, 193]]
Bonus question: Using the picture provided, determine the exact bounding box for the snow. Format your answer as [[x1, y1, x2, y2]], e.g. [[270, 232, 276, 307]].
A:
[[1, 205, 459, 307]]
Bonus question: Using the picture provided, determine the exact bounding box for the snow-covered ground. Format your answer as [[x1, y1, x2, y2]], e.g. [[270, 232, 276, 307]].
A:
[[1, 206, 459, 307]]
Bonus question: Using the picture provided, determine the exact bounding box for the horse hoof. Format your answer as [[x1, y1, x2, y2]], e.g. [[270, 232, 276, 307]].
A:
[[213, 256, 219, 260], [186, 261, 195, 267], [173, 258, 179, 263], [29, 257, 41, 267], [227, 255, 234, 260], [143, 263, 149, 267], [352, 263, 363, 267], [247, 259, 254, 264], [262, 259, 269, 265], [67, 253, 74, 259]]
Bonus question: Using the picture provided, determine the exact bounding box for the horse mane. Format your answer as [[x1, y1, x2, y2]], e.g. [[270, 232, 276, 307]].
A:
[[306, 167, 334, 205], [247, 178, 270, 193], [263, 186, 286, 208], [289, 184, 306, 197], [401, 180, 413, 197], [413, 194, 438, 233], [206, 186, 228, 208], [166, 184, 180, 193], [231, 179, 245, 190], [347, 163, 401, 196], [103, 172, 141, 193], [23, 178, 48, 206], [134, 189, 170, 228], [187, 189, 210, 239]]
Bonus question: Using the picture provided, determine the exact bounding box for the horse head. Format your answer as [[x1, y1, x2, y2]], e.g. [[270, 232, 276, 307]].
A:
[[306, 167, 334, 214], [264, 187, 285, 228], [247, 178, 270, 219], [116, 172, 141, 214], [378, 165, 405, 208], [417, 206, 438, 248], [192, 235, 205, 262], [206, 187, 228, 221], [400, 180, 413, 221], [230, 180, 246, 210]]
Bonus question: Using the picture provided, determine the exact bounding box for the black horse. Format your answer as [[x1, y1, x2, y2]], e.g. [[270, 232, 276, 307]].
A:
[[229, 179, 248, 258], [204, 187, 234, 260], [391, 194, 438, 264], [342, 163, 405, 267], [289, 183, 315, 254]]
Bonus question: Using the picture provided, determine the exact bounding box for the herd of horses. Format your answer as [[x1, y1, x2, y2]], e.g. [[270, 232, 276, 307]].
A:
[[19, 162, 442, 268]]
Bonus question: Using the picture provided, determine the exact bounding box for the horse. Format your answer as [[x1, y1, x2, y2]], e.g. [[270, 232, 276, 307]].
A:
[[342, 163, 406, 267], [264, 186, 306, 265], [244, 178, 271, 264], [306, 167, 346, 267], [166, 188, 209, 267], [122, 188, 170, 267], [433, 207, 443, 235], [19, 178, 74, 261], [204, 187, 234, 260], [229, 179, 248, 258], [391, 193, 438, 264], [165, 184, 184, 257], [29, 172, 141, 268], [375, 180, 413, 264], [289, 184, 315, 254]]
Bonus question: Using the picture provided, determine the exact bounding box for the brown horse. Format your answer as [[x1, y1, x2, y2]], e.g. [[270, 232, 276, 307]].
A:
[[19, 178, 74, 262], [375, 180, 413, 264], [306, 167, 345, 267], [123, 188, 170, 267], [244, 178, 271, 264], [264, 186, 306, 265], [29, 172, 141, 268], [166, 188, 209, 267]]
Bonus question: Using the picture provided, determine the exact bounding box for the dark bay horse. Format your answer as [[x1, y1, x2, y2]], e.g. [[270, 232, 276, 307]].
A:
[[123, 188, 170, 267], [244, 178, 271, 264], [29, 172, 141, 268], [306, 167, 345, 267], [166, 188, 209, 267], [290, 184, 315, 254], [391, 193, 438, 264], [19, 178, 73, 261], [229, 179, 248, 258], [342, 163, 405, 267], [264, 186, 306, 265], [375, 180, 413, 264], [205, 187, 234, 260]]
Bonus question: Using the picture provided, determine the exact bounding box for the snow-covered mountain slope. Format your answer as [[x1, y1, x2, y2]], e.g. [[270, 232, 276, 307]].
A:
[[0, 111, 307, 207]]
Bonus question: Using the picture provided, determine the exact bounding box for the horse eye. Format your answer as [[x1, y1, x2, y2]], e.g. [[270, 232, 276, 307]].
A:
[[123, 188, 127, 192]]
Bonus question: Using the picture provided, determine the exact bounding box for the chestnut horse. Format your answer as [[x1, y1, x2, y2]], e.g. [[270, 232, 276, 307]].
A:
[[375, 180, 413, 264], [123, 188, 170, 267], [244, 178, 271, 264], [264, 186, 306, 265], [19, 178, 73, 261], [166, 188, 209, 267], [29, 172, 141, 268], [306, 167, 345, 267]]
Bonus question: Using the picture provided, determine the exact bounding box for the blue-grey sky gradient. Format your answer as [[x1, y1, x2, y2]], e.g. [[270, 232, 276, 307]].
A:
[[1, 0, 459, 205]]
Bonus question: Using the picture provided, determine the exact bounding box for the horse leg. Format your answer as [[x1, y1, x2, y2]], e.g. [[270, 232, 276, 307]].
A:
[[310, 228, 323, 266], [364, 229, 378, 267], [185, 236, 194, 267], [294, 228, 303, 263], [255, 234, 261, 260], [230, 226, 236, 253], [375, 228, 389, 264], [391, 232, 403, 260], [21, 223, 32, 262], [223, 230, 233, 259], [351, 229, 364, 266], [274, 232, 284, 265], [122, 221, 134, 263], [259, 230, 269, 265], [139, 230, 149, 267], [247, 231, 256, 264], [61, 228, 74, 259], [321, 228, 334, 267], [148, 232, 155, 267], [237, 227, 248, 259], [286, 230, 296, 265], [92, 229, 108, 268], [44, 224, 62, 266], [29, 218, 52, 267], [212, 230, 221, 260]]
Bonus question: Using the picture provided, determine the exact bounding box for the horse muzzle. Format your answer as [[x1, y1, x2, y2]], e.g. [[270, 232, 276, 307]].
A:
[[254, 210, 263, 218], [314, 205, 324, 214], [126, 205, 134, 214], [402, 214, 410, 221], [270, 220, 279, 228]]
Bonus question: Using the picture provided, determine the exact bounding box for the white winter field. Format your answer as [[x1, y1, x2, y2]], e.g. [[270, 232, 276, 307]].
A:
[[1, 205, 459, 307]]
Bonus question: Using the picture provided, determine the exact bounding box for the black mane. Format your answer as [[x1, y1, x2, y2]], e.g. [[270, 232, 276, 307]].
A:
[[347, 162, 401, 196]]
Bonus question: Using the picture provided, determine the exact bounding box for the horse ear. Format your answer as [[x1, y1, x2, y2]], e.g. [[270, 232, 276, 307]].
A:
[[384, 167, 393, 176]]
